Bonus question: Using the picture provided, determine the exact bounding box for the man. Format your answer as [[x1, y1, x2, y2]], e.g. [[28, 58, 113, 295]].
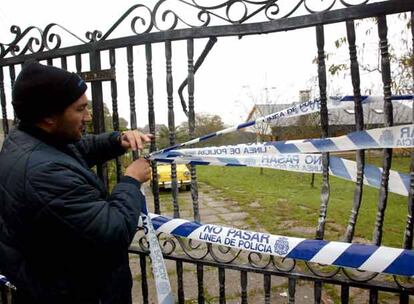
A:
[[0, 62, 152, 303]]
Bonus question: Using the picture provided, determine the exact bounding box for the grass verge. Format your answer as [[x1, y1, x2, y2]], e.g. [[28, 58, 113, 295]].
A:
[[196, 155, 410, 248]]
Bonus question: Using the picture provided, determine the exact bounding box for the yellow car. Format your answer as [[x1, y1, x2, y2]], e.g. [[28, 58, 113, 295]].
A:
[[153, 163, 191, 191]]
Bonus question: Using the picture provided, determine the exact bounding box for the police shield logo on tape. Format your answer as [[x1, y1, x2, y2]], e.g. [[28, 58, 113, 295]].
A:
[[274, 237, 290, 255]]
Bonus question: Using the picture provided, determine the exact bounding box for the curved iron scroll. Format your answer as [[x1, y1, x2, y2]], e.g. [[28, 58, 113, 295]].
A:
[[132, 228, 414, 289], [0, 0, 371, 58], [0, 24, 86, 58]]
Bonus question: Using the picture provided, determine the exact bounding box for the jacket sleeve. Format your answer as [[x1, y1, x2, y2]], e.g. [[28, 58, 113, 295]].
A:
[[25, 161, 143, 249], [74, 132, 126, 167]]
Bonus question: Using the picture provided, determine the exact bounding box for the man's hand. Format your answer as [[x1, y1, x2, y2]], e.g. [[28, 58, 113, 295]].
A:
[[125, 159, 151, 183], [119, 130, 153, 151]]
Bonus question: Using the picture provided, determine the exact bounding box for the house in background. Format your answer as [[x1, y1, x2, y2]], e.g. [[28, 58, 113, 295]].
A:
[[246, 94, 413, 140]]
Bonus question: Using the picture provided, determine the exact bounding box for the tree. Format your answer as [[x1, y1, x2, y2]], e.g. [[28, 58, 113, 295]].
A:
[[325, 14, 413, 95], [157, 124, 189, 149], [86, 101, 128, 133]]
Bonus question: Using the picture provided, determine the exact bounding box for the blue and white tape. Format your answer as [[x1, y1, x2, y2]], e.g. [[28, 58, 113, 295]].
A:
[[140, 190, 174, 304], [0, 275, 15, 290], [150, 95, 413, 156], [163, 124, 414, 156], [147, 213, 414, 277], [152, 153, 409, 196]]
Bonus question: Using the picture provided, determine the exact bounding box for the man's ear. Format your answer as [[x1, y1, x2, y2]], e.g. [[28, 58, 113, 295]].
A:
[[43, 116, 57, 126]]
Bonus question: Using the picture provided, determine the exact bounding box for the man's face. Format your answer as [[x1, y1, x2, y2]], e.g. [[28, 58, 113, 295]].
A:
[[50, 94, 92, 142]]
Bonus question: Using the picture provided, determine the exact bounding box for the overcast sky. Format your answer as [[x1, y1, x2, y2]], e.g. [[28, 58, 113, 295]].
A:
[[0, 0, 406, 129]]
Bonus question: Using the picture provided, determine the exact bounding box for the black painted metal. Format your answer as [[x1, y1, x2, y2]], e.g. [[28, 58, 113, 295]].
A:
[[0, 67, 8, 135], [179, 37, 217, 116], [186, 38, 200, 222], [219, 267, 226, 304], [126, 46, 139, 161], [341, 284, 349, 304], [240, 271, 248, 304], [370, 15, 394, 304], [165, 40, 180, 218], [344, 20, 365, 243], [196, 263, 204, 304], [89, 49, 108, 187], [403, 11, 414, 252], [398, 12, 414, 304], [8, 65, 17, 125], [75, 53, 82, 74], [145, 43, 161, 214], [315, 24, 330, 240], [313, 24, 330, 303], [60, 56, 67, 70], [139, 254, 149, 304], [176, 261, 184, 303], [264, 274, 271, 304], [1, 1, 414, 303], [369, 288, 378, 304], [373, 16, 393, 246], [288, 277, 296, 304], [109, 49, 122, 183]]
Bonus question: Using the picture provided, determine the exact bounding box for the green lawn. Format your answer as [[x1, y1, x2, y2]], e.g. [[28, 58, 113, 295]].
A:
[[196, 154, 411, 248]]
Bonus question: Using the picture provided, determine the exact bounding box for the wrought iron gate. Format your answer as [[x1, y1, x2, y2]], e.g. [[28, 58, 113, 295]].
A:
[[1, 0, 414, 303]]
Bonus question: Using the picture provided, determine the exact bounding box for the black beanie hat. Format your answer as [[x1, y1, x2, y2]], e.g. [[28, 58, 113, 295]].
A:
[[12, 62, 87, 124]]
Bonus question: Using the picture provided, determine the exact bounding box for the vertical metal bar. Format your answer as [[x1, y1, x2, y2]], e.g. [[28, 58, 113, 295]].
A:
[[176, 261, 184, 304], [60, 56, 67, 70], [0, 67, 9, 135], [314, 24, 329, 303], [145, 43, 160, 214], [165, 40, 180, 218], [241, 271, 248, 304], [341, 284, 349, 304], [369, 289, 378, 304], [89, 49, 108, 186], [187, 38, 200, 222], [373, 15, 393, 246], [219, 267, 226, 304], [344, 20, 365, 243], [370, 15, 393, 304], [109, 49, 122, 183], [127, 45, 139, 160], [400, 12, 414, 304], [75, 54, 82, 74], [8, 66, 15, 90], [342, 20, 364, 304], [139, 254, 149, 304], [264, 274, 271, 304], [314, 281, 322, 304], [197, 263, 204, 304], [315, 24, 330, 239], [403, 10, 414, 253], [46, 58, 53, 66], [288, 277, 296, 304], [399, 293, 409, 304], [9, 65, 17, 125]]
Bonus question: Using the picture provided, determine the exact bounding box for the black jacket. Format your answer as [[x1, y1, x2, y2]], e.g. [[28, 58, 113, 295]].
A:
[[0, 126, 144, 304]]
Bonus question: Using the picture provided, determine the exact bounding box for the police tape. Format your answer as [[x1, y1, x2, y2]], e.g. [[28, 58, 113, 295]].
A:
[[146, 213, 414, 277], [0, 275, 15, 290], [151, 153, 409, 196], [140, 191, 174, 304], [150, 95, 413, 157], [157, 124, 414, 157]]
